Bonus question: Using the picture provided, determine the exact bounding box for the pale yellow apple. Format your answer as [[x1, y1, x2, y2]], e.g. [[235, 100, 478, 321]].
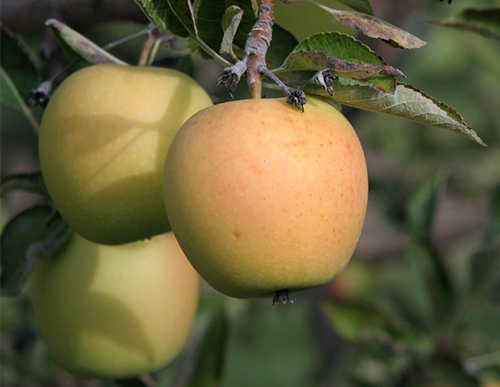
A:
[[39, 64, 213, 245], [30, 232, 199, 379], [163, 97, 368, 299]]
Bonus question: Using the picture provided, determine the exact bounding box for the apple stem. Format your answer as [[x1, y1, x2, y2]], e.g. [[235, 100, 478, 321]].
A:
[[138, 25, 160, 66], [245, 0, 275, 99], [217, 0, 307, 109], [218, 0, 275, 99], [272, 289, 295, 305]]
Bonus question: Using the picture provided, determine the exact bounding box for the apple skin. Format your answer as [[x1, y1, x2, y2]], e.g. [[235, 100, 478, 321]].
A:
[[30, 232, 199, 380], [163, 97, 368, 298], [39, 64, 213, 245]]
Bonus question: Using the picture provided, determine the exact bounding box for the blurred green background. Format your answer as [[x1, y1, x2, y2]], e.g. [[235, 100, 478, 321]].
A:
[[1, 0, 499, 386]]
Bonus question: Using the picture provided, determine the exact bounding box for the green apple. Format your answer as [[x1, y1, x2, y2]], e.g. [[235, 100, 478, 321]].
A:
[[163, 97, 368, 299], [275, 0, 357, 40], [39, 64, 213, 245], [30, 232, 199, 379]]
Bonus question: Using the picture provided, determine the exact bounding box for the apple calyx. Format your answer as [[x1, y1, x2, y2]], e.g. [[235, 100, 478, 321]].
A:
[[286, 89, 307, 112], [272, 289, 295, 306]]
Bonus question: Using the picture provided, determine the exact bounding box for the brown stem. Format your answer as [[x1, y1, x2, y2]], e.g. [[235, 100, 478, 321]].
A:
[[245, 0, 275, 98], [138, 26, 160, 67], [217, 0, 306, 109], [218, 0, 276, 98]]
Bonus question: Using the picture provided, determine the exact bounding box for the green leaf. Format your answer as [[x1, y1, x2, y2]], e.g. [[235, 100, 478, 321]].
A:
[[0, 26, 40, 133], [283, 51, 403, 80], [189, 1, 247, 59], [223, 298, 322, 387], [0, 26, 40, 104], [430, 7, 500, 41], [195, 0, 227, 52], [494, 283, 500, 305], [322, 300, 433, 358], [46, 19, 127, 65], [1, 171, 48, 197], [335, 0, 374, 15], [487, 184, 500, 243], [304, 0, 427, 49], [0, 204, 71, 297], [187, 37, 212, 59], [407, 176, 442, 242], [220, 0, 298, 65], [162, 0, 297, 66], [184, 308, 229, 387], [167, 0, 197, 35], [221, 6, 244, 55], [427, 355, 481, 386], [467, 304, 500, 346], [470, 244, 500, 302], [134, 0, 237, 64], [303, 81, 486, 146], [225, 1, 299, 67], [0, 68, 40, 133], [405, 177, 456, 323], [267, 24, 300, 68], [277, 32, 402, 92], [228, 0, 260, 48], [322, 301, 392, 342], [133, 0, 195, 38], [406, 241, 455, 325], [0, 67, 23, 110]]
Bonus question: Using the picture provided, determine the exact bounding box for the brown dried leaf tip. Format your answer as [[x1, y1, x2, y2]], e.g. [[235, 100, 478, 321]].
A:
[[312, 70, 338, 96], [217, 61, 248, 99]]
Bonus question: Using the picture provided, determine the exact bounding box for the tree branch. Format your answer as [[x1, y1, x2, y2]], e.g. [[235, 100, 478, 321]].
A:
[[218, 0, 277, 99], [218, 0, 306, 110], [245, 0, 275, 98]]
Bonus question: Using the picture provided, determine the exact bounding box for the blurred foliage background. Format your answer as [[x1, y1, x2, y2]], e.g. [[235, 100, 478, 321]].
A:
[[1, 0, 499, 386]]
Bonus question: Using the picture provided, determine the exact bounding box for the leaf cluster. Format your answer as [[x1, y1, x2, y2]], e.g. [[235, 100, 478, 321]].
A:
[[131, 0, 495, 145]]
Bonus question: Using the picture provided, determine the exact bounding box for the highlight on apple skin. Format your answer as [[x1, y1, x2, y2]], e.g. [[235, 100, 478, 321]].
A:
[[163, 96, 368, 300], [38, 64, 213, 245], [30, 232, 199, 380]]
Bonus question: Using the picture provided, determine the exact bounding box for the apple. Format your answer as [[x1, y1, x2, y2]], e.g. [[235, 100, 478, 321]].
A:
[[39, 64, 213, 245], [274, 0, 357, 40], [163, 97, 368, 299], [30, 232, 199, 379]]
